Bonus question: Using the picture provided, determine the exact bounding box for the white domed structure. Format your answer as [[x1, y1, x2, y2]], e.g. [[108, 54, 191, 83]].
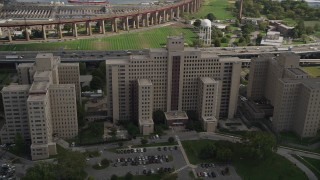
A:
[[199, 19, 212, 45], [201, 19, 212, 27]]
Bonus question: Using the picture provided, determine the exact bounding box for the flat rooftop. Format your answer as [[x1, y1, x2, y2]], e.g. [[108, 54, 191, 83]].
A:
[[139, 118, 154, 125], [2, 84, 30, 92], [165, 111, 188, 120], [202, 116, 217, 122], [287, 68, 308, 76], [49, 84, 75, 89], [302, 78, 320, 90], [28, 94, 46, 102], [17, 63, 34, 68], [105, 59, 129, 65], [138, 79, 153, 86], [200, 77, 216, 84], [34, 71, 51, 78], [29, 82, 49, 93]]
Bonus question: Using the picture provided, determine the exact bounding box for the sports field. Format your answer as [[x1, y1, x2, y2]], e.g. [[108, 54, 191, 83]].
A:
[[193, 0, 235, 19], [0, 25, 197, 51]]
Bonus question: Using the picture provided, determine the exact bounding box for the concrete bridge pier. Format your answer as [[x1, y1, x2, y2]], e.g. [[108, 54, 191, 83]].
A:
[[176, 7, 180, 18], [162, 10, 166, 23], [86, 21, 92, 36], [125, 17, 129, 31], [153, 12, 158, 25], [72, 23, 78, 37], [100, 20, 105, 34], [170, 9, 174, 20], [135, 15, 140, 29], [42, 25, 46, 40], [182, 5, 185, 13], [25, 27, 30, 41], [187, 3, 190, 13], [8, 30, 12, 42], [58, 24, 63, 39], [145, 14, 150, 27], [112, 18, 118, 32]]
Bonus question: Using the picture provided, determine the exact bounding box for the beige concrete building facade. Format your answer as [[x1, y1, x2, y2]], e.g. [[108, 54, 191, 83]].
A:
[[106, 36, 242, 133], [247, 53, 320, 137], [198, 77, 219, 132], [1, 53, 80, 160], [1, 85, 30, 144]]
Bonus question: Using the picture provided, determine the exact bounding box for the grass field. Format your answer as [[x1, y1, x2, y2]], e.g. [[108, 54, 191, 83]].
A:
[[0, 25, 197, 51], [292, 155, 320, 179], [181, 140, 308, 180], [302, 66, 320, 77], [193, 0, 235, 19]]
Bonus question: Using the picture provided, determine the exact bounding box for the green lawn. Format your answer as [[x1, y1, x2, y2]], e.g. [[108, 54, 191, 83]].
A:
[[292, 155, 320, 179], [233, 153, 307, 180], [302, 66, 320, 77], [181, 140, 308, 180], [193, 0, 235, 20], [0, 26, 197, 51], [181, 139, 217, 164]]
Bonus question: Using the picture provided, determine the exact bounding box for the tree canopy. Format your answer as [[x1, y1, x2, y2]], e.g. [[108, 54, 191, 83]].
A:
[[235, 0, 320, 21], [241, 131, 277, 159]]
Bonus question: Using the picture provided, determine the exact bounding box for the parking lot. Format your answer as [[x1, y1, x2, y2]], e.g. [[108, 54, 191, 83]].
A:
[[195, 163, 241, 180], [85, 145, 187, 180]]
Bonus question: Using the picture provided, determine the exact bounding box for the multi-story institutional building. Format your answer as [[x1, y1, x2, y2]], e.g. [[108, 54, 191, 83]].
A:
[[247, 53, 320, 137], [1, 53, 80, 160], [106, 36, 242, 134]]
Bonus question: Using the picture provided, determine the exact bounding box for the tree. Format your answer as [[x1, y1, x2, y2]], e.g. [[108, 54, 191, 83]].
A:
[[88, 176, 94, 180], [23, 162, 57, 180], [225, 26, 231, 33], [127, 123, 139, 137], [221, 37, 228, 43], [57, 149, 87, 179], [90, 76, 103, 90], [14, 133, 26, 156], [314, 23, 320, 31], [306, 26, 314, 35], [77, 102, 86, 128], [241, 131, 277, 160], [256, 34, 263, 46], [31, 29, 42, 38], [206, 13, 216, 21], [125, 172, 133, 180], [193, 19, 201, 28], [111, 175, 118, 180], [168, 137, 175, 143], [141, 138, 148, 145], [294, 20, 306, 38], [79, 62, 87, 75], [153, 110, 166, 124], [110, 127, 117, 137], [101, 158, 110, 166], [63, 24, 72, 32], [213, 38, 221, 47], [192, 39, 204, 47], [118, 141, 123, 147]]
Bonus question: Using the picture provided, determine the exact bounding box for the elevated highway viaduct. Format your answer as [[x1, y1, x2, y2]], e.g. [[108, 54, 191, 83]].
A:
[[0, 0, 201, 42]]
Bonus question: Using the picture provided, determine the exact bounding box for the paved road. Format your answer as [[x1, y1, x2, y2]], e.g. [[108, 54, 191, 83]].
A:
[[277, 149, 317, 180]]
